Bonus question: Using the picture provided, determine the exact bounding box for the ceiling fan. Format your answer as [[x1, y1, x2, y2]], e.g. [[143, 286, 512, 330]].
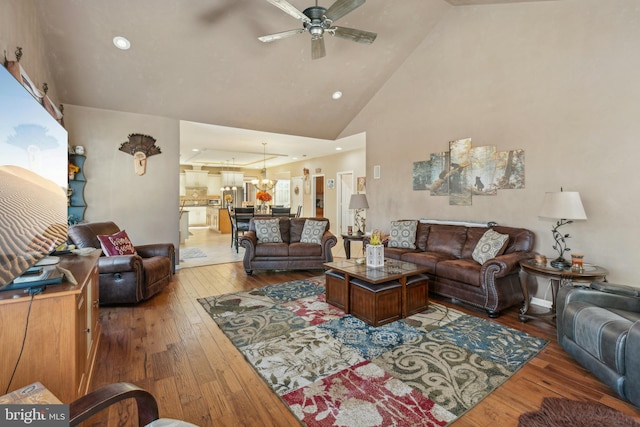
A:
[[259, 0, 377, 60]]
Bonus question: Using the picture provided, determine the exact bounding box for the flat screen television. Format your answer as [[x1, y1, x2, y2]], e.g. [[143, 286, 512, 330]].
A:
[[0, 65, 69, 288]]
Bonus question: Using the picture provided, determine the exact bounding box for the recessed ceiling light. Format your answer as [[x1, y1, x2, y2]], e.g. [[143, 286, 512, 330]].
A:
[[113, 36, 131, 50], [192, 148, 200, 152], [336, 147, 342, 151], [332, 91, 342, 100]]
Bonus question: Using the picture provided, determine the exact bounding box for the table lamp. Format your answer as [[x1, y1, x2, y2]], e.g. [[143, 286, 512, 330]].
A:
[[348, 194, 369, 236], [538, 189, 587, 268]]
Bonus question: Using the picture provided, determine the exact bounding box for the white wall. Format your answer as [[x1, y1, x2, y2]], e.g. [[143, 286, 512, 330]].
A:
[[270, 146, 367, 235], [341, 0, 640, 285], [0, 0, 59, 102], [64, 105, 180, 249], [1, 0, 180, 253]]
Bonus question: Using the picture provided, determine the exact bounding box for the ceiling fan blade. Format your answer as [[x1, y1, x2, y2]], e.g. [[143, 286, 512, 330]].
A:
[[324, 0, 365, 22], [264, 0, 310, 23], [331, 26, 377, 44], [258, 28, 305, 43], [311, 37, 326, 60]]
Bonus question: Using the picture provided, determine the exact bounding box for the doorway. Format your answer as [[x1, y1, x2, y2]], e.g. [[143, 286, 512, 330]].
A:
[[313, 175, 324, 217], [336, 171, 354, 234], [291, 176, 304, 216]]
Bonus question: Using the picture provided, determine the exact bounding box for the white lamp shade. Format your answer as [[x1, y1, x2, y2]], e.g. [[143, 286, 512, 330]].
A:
[[349, 194, 369, 210], [539, 191, 587, 220]]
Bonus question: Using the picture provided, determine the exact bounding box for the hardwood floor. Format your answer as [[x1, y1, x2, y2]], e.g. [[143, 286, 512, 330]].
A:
[[82, 260, 640, 426]]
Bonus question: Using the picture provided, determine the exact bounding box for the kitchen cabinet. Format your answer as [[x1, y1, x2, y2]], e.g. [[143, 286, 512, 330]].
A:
[[218, 208, 231, 234], [188, 206, 207, 226], [207, 175, 221, 196], [184, 169, 209, 187], [207, 206, 219, 230], [220, 171, 244, 188]]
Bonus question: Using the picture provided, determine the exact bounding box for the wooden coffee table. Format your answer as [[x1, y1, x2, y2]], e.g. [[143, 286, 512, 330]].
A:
[[324, 259, 430, 326]]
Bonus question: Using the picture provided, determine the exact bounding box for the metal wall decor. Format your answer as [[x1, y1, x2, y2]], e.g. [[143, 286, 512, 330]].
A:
[[118, 133, 162, 176], [413, 138, 525, 206]]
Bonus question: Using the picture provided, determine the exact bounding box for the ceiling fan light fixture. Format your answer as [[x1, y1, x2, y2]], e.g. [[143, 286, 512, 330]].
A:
[[309, 26, 324, 37]]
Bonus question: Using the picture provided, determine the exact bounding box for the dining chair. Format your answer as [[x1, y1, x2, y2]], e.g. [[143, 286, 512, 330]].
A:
[[233, 207, 254, 252], [226, 206, 236, 249], [70, 382, 197, 426], [271, 207, 291, 217], [295, 205, 303, 217]]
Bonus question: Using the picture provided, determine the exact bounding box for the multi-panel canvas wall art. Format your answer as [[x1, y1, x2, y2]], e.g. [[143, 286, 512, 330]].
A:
[[413, 138, 524, 206]]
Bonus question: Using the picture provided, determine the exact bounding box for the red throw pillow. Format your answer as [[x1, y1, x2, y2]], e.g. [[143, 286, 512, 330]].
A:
[[97, 229, 136, 256]]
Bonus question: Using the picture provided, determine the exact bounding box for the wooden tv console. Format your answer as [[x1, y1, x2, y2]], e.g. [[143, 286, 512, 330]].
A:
[[0, 251, 101, 403]]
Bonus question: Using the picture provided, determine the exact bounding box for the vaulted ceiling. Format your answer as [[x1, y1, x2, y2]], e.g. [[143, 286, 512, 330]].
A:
[[33, 0, 551, 166]]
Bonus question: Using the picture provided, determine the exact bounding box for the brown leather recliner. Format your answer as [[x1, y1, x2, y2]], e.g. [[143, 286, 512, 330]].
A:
[[68, 221, 175, 304]]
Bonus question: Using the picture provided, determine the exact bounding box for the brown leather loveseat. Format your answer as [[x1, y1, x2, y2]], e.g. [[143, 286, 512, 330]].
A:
[[239, 217, 337, 274], [68, 221, 175, 304], [377, 220, 534, 317]]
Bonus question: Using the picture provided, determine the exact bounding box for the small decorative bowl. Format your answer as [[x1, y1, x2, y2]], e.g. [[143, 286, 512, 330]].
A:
[[534, 254, 547, 265]]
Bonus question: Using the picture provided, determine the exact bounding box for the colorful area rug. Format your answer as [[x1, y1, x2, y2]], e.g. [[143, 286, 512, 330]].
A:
[[198, 277, 547, 426]]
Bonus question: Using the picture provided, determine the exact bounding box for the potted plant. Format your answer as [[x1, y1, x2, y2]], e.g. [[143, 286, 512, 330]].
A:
[[366, 229, 384, 268]]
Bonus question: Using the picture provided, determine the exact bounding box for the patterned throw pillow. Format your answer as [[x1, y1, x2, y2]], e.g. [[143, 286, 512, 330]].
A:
[[97, 229, 136, 256], [472, 229, 509, 264], [388, 220, 418, 249], [254, 219, 283, 243], [300, 219, 327, 244]]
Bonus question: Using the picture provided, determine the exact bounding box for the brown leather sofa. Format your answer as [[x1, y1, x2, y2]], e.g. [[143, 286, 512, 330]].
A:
[[68, 221, 175, 304], [376, 222, 535, 317], [239, 217, 337, 274]]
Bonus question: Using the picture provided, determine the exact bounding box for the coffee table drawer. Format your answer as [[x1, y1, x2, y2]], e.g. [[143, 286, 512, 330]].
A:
[[406, 274, 429, 316], [325, 270, 348, 311], [350, 279, 402, 327]]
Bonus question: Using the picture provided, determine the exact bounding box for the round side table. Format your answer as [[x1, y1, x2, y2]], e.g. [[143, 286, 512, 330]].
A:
[[518, 259, 608, 324]]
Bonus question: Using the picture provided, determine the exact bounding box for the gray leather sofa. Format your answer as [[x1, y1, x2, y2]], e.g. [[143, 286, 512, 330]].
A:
[[557, 281, 640, 407]]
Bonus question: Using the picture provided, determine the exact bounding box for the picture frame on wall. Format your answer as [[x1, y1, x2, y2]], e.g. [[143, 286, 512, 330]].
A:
[[327, 178, 335, 189], [357, 176, 366, 193]]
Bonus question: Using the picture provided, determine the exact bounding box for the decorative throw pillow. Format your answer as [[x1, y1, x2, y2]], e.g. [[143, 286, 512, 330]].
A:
[[472, 229, 509, 264], [388, 220, 418, 249], [97, 229, 136, 256], [300, 219, 327, 244], [254, 218, 283, 243]]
